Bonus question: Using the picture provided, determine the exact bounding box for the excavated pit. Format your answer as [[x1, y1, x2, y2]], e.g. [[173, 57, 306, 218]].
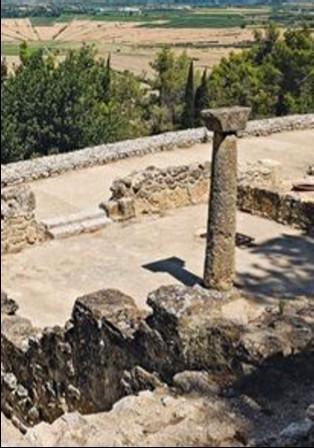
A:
[[1, 285, 313, 447], [1, 117, 314, 447]]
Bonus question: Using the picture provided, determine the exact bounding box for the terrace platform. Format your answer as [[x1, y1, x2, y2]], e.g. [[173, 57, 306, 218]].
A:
[[2, 129, 313, 328], [2, 206, 313, 328]]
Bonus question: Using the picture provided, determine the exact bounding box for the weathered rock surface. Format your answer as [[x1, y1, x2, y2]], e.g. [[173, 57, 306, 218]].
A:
[[1, 286, 314, 446], [238, 184, 314, 232], [252, 407, 314, 447], [24, 389, 247, 447], [103, 159, 313, 233], [1, 285, 313, 437], [1, 413, 32, 447], [202, 106, 251, 133], [203, 132, 238, 291], [3, 374, 313, 447], [147, 286, 313, 375], [102, 162, 211, 220], [102, 158, 276, 222], [1, 291, 18, 316], [1, 185, 46, 254], [173, 370, 221, 395], [239, 159, 283, 189]]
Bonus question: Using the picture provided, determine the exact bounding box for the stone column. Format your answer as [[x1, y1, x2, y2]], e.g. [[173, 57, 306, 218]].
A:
[[202, 107, 251, 291]]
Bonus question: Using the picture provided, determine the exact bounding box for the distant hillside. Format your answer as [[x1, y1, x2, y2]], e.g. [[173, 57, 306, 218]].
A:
[[1, 1, 277, 6]]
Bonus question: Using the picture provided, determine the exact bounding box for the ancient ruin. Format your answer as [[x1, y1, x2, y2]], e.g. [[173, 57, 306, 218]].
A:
[[1, 112, 314, 447], [202, 106, 251, 290]]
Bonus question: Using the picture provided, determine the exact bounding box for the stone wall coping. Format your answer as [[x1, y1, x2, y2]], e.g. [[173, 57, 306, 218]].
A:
[[1, 114, 313, 187]]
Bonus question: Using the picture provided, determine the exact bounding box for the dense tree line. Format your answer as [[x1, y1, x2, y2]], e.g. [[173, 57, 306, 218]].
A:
[[1, 25, 313, 164], [1, 45, 149, 163], [208, 25, 314, 117]]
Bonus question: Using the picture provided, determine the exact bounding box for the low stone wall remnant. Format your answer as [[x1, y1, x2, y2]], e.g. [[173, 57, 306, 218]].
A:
[[239, 113, 314, 137], [1, 128, 209, 188], [102, 158, 313, 232], [2, 114, 313, 187], [238, 185, 314, 233], [1, 185, 46, 254], [1, 286, 313, 429], [101, 162, 211, 220]]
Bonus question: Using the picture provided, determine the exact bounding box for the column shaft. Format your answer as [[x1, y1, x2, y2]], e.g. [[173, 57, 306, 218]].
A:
[[203, 133, 237, 290]]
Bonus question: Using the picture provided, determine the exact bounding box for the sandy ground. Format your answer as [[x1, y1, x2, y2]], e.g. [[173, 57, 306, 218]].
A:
[[2, 207, 313, 328], [2, 129, 313, 328], [30, 129, 314, 221]]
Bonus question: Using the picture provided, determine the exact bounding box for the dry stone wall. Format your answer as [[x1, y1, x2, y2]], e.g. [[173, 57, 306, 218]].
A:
[[1, 286, 313, 430], [103, 158, 313, 232], [1, 185, 46, 254], [103, 161, 276, 221], [1, 128, 209, 188], [238, 186, 314, 233], [2, 114, 313, 187], [238, 113, 314, 137], [101, 162, 211, 220]]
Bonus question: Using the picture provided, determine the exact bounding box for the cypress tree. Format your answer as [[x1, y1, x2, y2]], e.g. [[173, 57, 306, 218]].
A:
[[181, 61, 195, 129], [99, 54, 111, 102], [19, 41, 31, 66], [1, 57, 8, 85], [194, 69, 210, 126], [106, 53, 111, 89]]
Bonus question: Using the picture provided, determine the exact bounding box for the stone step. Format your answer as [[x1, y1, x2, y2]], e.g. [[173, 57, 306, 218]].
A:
[[42, 209, 111, 240], [42, 208, 107, 229]]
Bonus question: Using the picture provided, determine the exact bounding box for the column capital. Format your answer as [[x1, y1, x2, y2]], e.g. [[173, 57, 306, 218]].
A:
[[202, 106, 251, 134]]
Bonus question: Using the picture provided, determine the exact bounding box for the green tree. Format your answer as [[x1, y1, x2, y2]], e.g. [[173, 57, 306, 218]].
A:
[[1, 58, 8, 85], [1, 44, 148, 164], [194, 69, 210, 126], [207, 25, 313, 118], [98, 54, 111, 102], [181, 61, 195, 129], [2, 26, 313, 164], [19, 41, 31, 66], [150, 47, 191, 130]]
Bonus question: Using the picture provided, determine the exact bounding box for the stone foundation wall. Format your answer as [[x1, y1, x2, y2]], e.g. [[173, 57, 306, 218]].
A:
[[2, 114, 313, 187], [1, 286, 313, 430], [1, 185, 46, 254], [238, 186, 314, 232], [103, 159, 313, 232], [102, 162, 211, 221]]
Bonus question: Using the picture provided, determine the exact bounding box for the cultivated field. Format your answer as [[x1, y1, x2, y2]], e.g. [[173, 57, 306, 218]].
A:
[[1, 17, 256, 76]]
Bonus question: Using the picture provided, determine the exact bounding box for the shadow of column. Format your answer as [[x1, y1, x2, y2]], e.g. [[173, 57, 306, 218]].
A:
[[142, 257, 202, 287]]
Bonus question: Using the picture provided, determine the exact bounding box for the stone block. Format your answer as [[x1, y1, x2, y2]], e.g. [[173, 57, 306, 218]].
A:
[[1, 185, 41, 254], [118, 197, 135, 220], [202, 107, 251, 133], [1, 290, 19, 316]]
